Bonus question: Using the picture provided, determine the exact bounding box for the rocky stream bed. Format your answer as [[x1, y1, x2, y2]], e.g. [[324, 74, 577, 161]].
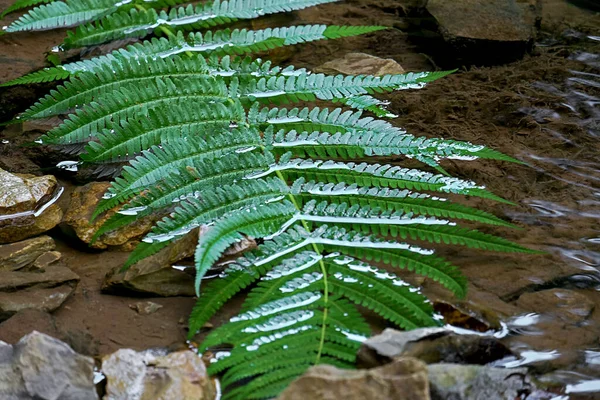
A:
[[0, 0, 599, 399]]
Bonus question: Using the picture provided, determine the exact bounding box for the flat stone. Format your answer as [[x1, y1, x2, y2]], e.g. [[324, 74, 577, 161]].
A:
[[278, 357, 430, 400], [0, 266, 79, 321], [316, 52, 405, 76], [61, 182, 156, 250], [428, 363, 536, 400], [102, 230, 198, 297], [359, 328, 512, 368], [0, 331, 98, 400], [102, 348, 215, 400], [0, 235, 55, 271], [516, 288, 594, 323], [31, 251, 62, 271], [426, 0, 539, 63]]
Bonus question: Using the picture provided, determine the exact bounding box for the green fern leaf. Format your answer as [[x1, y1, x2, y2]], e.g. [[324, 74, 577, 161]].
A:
[[5, 0, 121, 32], [64, 0, 340, 47]]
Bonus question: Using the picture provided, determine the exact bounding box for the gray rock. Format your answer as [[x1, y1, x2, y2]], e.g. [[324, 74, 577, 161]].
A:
[[101, 348, 215, 400], [359, 328, 512, 368], [0, 236, 55, 271], [0, 265, 79, 321], [428, 363, 535, 400], [278, 357, 430, 400], [0, 331, 98, 400]]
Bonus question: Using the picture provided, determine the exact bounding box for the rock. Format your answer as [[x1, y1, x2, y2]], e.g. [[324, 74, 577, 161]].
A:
[[359, 328, 512, 368], [102, 230, 199, 296], [0, 331, 98, 400], [428, 363, 536, 400], [433, 298, 502, 332], [278, 357, 430, 400], [61, 182, 156, 250], [315, 52, 405, 76], [515, 288, 594, 323], [102, 348, 215, 400], [426, 0, 539, 64], [0, 169, 63, 244], [0, 235, 55, 271], [0, 265, 79, 321], [31, 250, 62, 271], [130, 301, 163, 315]]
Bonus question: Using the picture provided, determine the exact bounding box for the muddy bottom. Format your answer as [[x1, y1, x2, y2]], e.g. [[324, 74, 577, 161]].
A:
[[1, 0, 600, 397]]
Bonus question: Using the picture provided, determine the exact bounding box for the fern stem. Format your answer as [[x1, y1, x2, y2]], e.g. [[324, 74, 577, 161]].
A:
[[133, 3, 193, 57], [275, 169, 329, 364]]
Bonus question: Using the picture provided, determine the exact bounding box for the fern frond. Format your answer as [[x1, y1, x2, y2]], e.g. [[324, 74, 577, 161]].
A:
[[0, 67, 70, 87], [293, 179, 514, 227], [91, 122, 256, 217], [39, 77, 230, 145], [5, 0, 121, 32], [64, 0, 340, 47], [121, 179, 289, 268], [93, 151, 273, 239], [194, 202, 296, 294]]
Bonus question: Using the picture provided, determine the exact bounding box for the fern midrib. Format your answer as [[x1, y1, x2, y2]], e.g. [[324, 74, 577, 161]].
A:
[[275, 169, 329, 365]]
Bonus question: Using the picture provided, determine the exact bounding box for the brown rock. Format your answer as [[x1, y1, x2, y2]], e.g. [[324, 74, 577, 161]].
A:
[[426, 0, 539, 64], [433, 298, 502, 332], [102, 230, 198, 296], [31, 250, 62, 270], [516, 288, 594, 323], [0, 235, 55, 271], [61, 182, 156, 249], [0, 169, 63, 243], [130, 301, 163, 315], [316, 52, 405, 76], [278, 358, 430, 400], [102, 349, 215, 400], [0, 265, 79, 321]]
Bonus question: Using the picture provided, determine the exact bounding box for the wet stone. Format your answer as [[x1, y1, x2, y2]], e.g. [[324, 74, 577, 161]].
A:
[[0, 169, 62, 244], [278, 357, 430, 400], [359, 328, 512, 368], [426, 0, 539, 64], [0, 265, 79, 321], [102, 230, 199, 297], [315, 52, 405, 76], [0, 235, 55, 271], [515, 288, 595, 324], [60, 182, 156, 250], [31, 250, 62, 271]]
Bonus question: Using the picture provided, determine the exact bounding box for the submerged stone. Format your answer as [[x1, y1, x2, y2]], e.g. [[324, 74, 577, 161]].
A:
[[426, 0, 540, 64], [315, 52, 405, 76]]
